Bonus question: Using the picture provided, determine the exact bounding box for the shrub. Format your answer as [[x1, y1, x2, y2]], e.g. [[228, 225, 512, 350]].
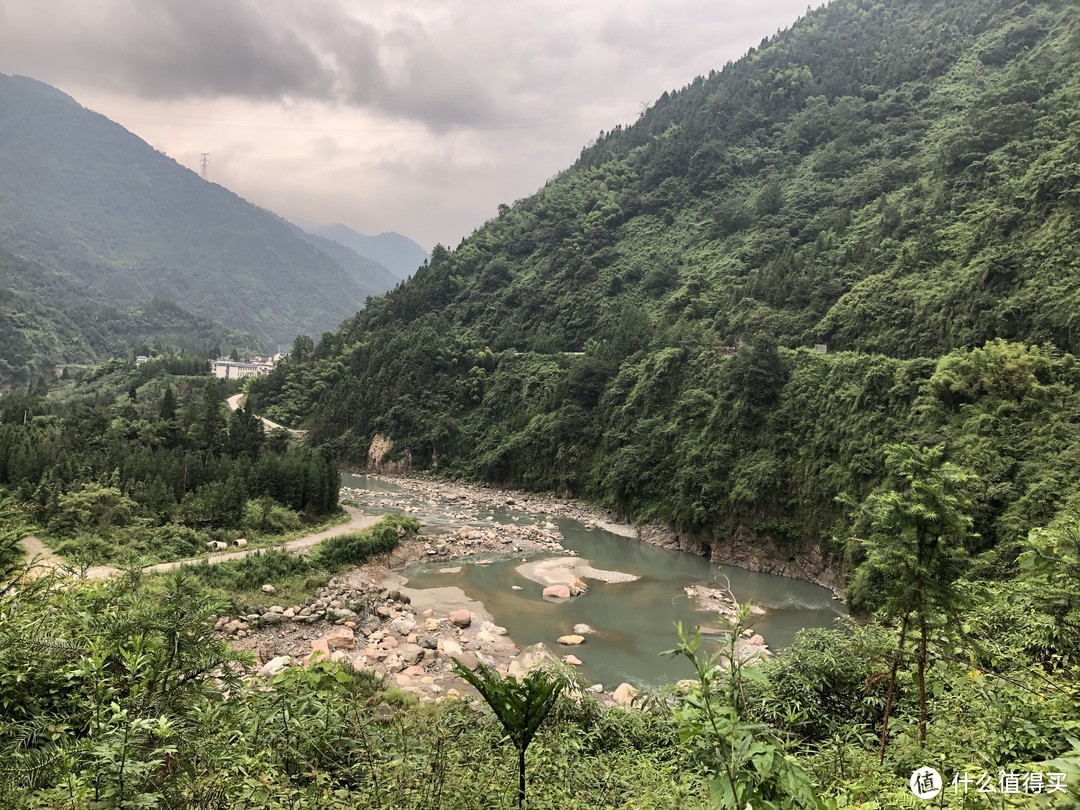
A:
[[313, 514, 420, 571]]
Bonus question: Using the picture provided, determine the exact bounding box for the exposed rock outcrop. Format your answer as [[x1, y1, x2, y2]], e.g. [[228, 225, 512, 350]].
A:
[[638, 520, 844, 596]]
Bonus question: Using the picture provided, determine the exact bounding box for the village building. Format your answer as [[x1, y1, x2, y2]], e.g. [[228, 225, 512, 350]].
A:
[[209, 357, 274, 380]]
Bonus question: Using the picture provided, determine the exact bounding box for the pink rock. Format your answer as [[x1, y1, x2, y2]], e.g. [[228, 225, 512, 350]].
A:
[[448, 610, 472, 628], [563, 655, 583, 666], [395, 674, 414, 688], [403, 665, 426, 677], [542, 584, 572, 599], [310, 639, 330, 658], [406, 633, 417, 644], [325, 627, 355, 651]]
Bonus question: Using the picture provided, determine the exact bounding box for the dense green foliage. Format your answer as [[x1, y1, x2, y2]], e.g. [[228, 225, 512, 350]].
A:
[[251, 0, 1080, 573], [0, 363, 339, 564], [311, 514, 419, 570], [0, 245, 258, 391], [0, 73, 398, 349]]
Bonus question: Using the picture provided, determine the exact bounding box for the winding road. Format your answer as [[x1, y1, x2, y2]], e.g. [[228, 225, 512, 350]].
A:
[[226, 393, 307, 439]]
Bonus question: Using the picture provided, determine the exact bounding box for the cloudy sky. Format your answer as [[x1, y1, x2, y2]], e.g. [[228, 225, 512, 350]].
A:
[[0, 0, 812, 250]]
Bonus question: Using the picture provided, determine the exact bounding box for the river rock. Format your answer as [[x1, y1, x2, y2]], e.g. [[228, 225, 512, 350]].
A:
[[261, 583, 276, 594], [258, 656, 292, 677], [390, 616, 416, 636], [454, 651, 479, 671], [480, 621, 507, 636], [557, 635, 585, 646], [425, 618, 440, 631], [438, 638, 464, 657], [324, 627, 355, 651], [612, 683, 639, 705], [507, 643, 559, 678], [328, 607, 358, 622], [749, 634, 766, 646], [573, 623, 593, 635], [449, 610, 472, 628], [400, 644, 425, 665], [260, 612, 284, 625], [563, 655, 583, 666], [542, 584, 572, 599]]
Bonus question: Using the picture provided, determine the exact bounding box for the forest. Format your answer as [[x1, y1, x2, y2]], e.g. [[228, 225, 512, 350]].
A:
[[0, 355, 339, 565]]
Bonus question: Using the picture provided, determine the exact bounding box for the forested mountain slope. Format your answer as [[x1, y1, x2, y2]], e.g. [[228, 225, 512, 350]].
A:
[[302, 223, 429, 280], [252, 0, 1080, 578], [293, 228, 400, 298], [0, 74, 396, 346], [0, 245, 254, 390]]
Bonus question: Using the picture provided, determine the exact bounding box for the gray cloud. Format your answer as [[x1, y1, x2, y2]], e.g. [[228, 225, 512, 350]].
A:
[[0, 0, 813, 247], [0, 0, 496, 126]]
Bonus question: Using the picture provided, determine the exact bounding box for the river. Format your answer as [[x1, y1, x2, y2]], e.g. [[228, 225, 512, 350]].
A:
[[343, 473, 846, 689]]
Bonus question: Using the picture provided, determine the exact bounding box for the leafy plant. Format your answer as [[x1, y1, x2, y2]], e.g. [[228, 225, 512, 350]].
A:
[[664, 602, 822, 810], [452, 659, 566, 809]]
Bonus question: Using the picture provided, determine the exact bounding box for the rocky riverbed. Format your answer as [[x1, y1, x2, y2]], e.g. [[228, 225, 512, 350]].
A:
[[221, 474, 776, 701]]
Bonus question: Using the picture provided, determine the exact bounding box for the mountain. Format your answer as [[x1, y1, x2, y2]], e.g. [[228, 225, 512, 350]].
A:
[[252, 0, 1078, 580], [292, 228, 400, 299], [0, 74, 398, 347], [0, 244, 256, 389], [302, 224, 429, 280]]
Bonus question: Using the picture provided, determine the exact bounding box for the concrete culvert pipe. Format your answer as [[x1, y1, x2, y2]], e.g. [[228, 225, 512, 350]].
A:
[[232, 538, 249, 548], [206, 541, 228, 551]]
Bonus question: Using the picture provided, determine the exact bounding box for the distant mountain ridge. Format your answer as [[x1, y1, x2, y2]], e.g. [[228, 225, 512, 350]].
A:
[[292, 226, 400, 295], [0, 73, 398, 347], [301, 223, 429, 280]]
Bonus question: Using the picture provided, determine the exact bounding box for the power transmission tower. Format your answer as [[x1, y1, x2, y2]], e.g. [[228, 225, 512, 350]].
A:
[[200, 153, 209, 179]]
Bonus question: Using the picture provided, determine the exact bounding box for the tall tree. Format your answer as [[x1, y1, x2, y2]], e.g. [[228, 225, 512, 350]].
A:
[[847, 443, 976, 757]]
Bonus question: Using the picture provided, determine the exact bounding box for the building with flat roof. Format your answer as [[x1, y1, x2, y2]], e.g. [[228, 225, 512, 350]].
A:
[[209, 357, 273, 380]]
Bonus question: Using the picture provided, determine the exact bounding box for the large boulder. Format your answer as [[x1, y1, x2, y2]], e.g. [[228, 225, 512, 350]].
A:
[[438, 638, 464, 657], [557, 635, 585, 646], [325, 627, 356, 651], [612, 683, 639, 706], [542, 584, 572, 599]]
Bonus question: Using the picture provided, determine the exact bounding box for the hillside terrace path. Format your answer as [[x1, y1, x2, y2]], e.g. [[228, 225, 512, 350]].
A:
[[226, 393, 307, 439]]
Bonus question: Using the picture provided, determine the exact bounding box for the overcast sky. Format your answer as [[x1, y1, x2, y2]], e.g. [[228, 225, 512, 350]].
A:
[[0, 0, 812, 250]]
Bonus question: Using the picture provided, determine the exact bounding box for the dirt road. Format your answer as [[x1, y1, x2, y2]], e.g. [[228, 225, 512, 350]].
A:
[[21, 506, 381, 580], [226, 393, 306, 439]]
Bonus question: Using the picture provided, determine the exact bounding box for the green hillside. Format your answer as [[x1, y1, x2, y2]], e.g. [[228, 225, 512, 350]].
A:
[[0, 74, 395, 346], [250, 0, 1080, 576], [0, 245, 255, 390]]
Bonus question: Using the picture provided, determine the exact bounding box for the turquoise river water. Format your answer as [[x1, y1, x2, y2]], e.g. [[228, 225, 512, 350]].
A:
[[342, 474, 846, 689]]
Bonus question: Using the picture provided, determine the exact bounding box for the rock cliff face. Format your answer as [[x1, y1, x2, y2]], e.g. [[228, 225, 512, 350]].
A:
[[637, 520, 844, 597], [367, 434, 412, 474]]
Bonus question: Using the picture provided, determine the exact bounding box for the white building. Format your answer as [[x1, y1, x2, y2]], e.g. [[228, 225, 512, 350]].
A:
[[209, 357, 273, 380]]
